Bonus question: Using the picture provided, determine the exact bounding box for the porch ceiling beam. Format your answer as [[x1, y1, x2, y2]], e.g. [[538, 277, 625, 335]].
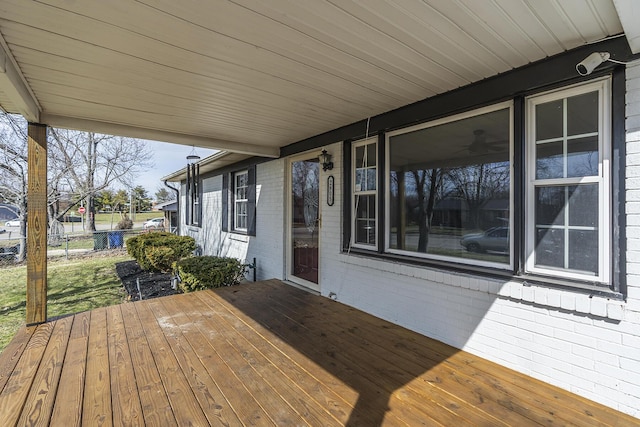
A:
[[0, 40, 40, 122], [613, 0, 640, 53], [41, 114, 280, 158]]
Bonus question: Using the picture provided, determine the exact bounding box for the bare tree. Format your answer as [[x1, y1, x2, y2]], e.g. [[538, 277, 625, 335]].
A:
[[447, 162, 510, 230], [0, 114, 28, 261], [48, 128, 153, 230], [155, 186, 176, 203], [411, 169, 444, 253]]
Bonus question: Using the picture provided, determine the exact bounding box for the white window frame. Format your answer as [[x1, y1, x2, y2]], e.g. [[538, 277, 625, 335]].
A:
[[351, 137, 378, 249], [525, 78, 611, 284], [384, 102, 514, 270], [233, 170, 249, 232]]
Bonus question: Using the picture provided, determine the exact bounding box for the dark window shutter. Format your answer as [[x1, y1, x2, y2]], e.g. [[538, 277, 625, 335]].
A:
[[222, 173, 229, 232], [247, 166, 257, 236]]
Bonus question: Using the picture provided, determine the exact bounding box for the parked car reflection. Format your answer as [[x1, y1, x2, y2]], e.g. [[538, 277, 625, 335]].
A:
[[460, 227, 509, 253]]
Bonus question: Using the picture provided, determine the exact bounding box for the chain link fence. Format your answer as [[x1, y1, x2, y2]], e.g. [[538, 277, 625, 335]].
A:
[[0, 234, 23, 266], [0, 228, 146, 267]]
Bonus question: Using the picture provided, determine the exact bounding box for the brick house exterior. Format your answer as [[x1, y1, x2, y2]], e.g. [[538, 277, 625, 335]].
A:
[[168, 42, 640, 417]]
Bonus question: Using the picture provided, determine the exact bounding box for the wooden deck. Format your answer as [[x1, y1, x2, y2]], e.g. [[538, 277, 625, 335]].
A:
[[0, 280, 637, 426]]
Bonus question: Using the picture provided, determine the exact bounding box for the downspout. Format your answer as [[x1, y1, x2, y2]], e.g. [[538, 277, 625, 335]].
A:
[[164, 180, 180, 234]]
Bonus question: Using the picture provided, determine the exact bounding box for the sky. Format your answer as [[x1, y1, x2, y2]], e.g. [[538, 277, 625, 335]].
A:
[[136, 140, 218, 196]]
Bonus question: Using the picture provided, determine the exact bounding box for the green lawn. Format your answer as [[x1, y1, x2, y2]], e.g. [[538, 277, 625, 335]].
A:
[[0, 254, 132, 352], [93, 211, 159, 224]]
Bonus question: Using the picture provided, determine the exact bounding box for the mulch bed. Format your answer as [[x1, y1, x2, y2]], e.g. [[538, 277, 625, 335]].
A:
[[115, 260, 177, 301]]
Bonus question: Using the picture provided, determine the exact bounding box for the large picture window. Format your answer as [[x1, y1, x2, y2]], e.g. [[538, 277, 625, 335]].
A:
[[526, 79, 610, 283], [386, 104, 512, 267]]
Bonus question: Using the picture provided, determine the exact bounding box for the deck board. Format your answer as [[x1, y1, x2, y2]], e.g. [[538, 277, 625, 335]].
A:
[[0, 321, 55, 426], [150, 296, 244, 426], [107, 305, 144, 426], [119, 302, 177, 426], [195, 290, 354, 424], [251, 280, 618, 426], [212, 280, 480, 427], [0, 280, 638, 426], [18, 315, 73, 426], [247, 281, 556, 426], [50, 312, 90, 426], [82, 307, 112, 427], [0, 325, 33, 394], [186, 292, 342, 426], [134, 300, 211, 426], [172, 294, 309, 426]]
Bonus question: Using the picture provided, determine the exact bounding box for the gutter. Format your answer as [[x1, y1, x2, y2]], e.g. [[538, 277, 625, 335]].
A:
[[163, 180, 180, 234]]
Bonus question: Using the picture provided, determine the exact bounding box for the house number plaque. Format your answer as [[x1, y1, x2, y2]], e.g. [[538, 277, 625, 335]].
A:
[[327, 175, 335, 206]]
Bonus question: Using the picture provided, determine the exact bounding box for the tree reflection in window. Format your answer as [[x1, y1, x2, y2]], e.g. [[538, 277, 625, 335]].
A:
[[388, 107, 511, 265]]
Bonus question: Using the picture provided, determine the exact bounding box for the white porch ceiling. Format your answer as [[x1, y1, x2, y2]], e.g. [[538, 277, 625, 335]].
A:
[[0, 0, 633, 157]]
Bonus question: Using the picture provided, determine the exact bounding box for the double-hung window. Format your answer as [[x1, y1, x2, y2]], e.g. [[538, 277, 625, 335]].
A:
[[233, 170, 249, 232], [352, 137, 377, 248], [222, 166, 257, 236], [525, 79, 610, 283]]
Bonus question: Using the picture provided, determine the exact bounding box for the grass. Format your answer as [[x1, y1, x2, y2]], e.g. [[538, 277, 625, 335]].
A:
[[93, 211, 159, 224], [0, 254, 132, 352]]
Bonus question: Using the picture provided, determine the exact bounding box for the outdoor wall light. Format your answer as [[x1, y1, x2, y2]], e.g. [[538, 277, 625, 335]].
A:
[[319, 149, 333, 171]]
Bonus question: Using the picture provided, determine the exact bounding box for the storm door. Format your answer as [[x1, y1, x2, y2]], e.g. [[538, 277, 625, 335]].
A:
[[289, 156, 320, 289]]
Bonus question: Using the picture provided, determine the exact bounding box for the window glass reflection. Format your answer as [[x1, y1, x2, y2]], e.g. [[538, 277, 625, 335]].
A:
[[388, 108, 511, 264], [536, 100, 563, 140], [536, 141, 563, 179], [567, 137, 598, 177], [567, 91, 598, 136]]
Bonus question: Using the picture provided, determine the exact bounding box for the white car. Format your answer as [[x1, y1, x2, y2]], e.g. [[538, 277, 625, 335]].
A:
[[5, 219, 20, 227], [143, 217, 165, 230]]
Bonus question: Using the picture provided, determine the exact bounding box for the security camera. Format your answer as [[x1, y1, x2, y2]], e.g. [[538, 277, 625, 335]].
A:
[[576, 52, 610, 76]]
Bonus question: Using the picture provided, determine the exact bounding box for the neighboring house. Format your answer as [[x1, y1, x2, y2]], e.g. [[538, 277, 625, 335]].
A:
[[155, 200, 178, 233], [166, 38, 640, 417], [432, 198, 468, 229]]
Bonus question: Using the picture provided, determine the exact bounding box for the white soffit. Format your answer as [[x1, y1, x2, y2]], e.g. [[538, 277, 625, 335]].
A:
[[0, 0, 627, 154], [0, 35, 39, 122], [613, 0, 640, 53]]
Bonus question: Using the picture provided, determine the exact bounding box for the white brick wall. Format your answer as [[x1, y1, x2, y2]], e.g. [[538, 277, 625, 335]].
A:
[[178, 65, 640, 418], [247, 159, 285, 281]]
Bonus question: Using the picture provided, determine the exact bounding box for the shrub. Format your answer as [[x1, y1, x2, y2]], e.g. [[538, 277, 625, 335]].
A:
[[175, 256, 247, 292], [116, 215, 133, 230], [126, 232, 195, 272], [145, 246, 177, 273]]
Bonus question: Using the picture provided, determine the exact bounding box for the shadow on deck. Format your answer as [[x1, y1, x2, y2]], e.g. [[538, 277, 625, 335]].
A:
[[0, 279, 636, 426]]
